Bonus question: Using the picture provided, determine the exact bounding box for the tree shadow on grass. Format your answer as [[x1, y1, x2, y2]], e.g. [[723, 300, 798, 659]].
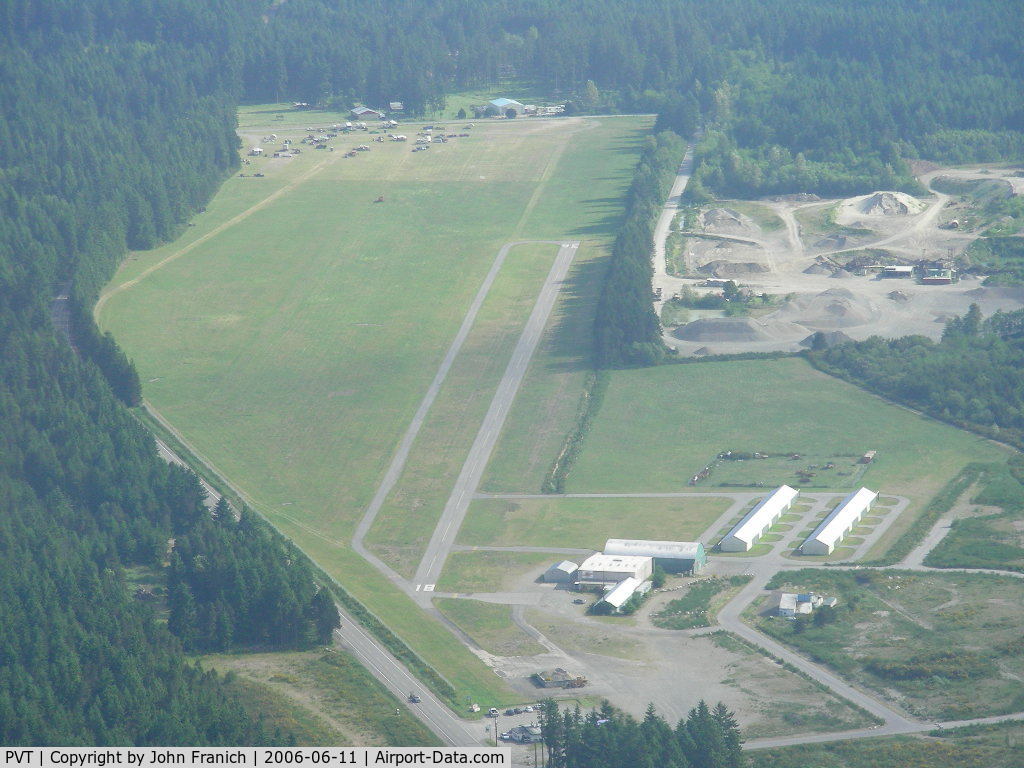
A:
[[535, 256, 606, 374]]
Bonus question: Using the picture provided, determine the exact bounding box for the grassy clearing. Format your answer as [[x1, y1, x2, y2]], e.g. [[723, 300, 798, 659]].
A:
[[569, 358, 1009, 559], [203, 649, 441, 746], [926, 463, 1024, 572], [708, 632, 877, 739], [363, 242, 559, 577], [100, 107, 653, 705], [759, 569, 1024, 720], [749, 721, 1024, 768], [650, 576, 751, 629], [458, 496, 729, 549], [436, 551, 553, 593], [435, 599, 546, 656]]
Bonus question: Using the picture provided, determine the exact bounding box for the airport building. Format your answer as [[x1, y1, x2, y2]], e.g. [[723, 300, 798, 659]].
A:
[[719, 485, 800, 552], [575, 554, 653, 589], [603, 539, 707, 574], [801, 487, 878, 555]]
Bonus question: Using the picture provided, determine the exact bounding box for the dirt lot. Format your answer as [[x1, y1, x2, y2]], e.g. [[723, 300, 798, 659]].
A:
[[661, 166, 1024, 356], [440, 560, 874, 739]]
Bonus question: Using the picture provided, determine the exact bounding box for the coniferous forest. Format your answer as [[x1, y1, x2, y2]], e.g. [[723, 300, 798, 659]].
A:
[[1, 0, 1022, 751], [538, 699, 744, 768]]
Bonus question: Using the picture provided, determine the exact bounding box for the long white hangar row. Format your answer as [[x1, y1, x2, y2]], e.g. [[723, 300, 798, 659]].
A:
[[719, 485, 799, 552], [801, 487, 878, 556]]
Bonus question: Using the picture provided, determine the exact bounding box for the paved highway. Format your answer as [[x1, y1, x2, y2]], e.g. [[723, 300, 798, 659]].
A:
[[143, 408, 481, 747], [331, 609, 482, 747], [413, 241, 580, 590]]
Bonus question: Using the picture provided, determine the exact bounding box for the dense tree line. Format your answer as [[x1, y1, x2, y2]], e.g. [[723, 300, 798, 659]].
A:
[[594, 131, 687, 367], [0, 313, 271, 744], [242, 1, 1021, 199], [538, 699, 743, 768], [168, 502, 339, 652], [0, 0, 336, 745], [807, 305, 1024, 449]]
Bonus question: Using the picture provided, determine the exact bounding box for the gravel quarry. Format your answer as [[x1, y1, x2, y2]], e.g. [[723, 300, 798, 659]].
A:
[[659, 165, 1024, 356]]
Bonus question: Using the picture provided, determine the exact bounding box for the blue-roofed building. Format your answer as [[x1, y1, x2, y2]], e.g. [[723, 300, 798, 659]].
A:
[[489, 97, 525, 115]]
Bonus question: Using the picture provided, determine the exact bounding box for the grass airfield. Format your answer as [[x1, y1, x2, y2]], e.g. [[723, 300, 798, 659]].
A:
[[101, 102, 1019, 742], [99, 106, 654, 705]]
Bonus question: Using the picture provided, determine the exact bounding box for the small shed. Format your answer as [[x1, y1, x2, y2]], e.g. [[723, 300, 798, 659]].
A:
[[777, 593, 798, 617], [389, 101, 404, 112], [543, 560, 578, 583]]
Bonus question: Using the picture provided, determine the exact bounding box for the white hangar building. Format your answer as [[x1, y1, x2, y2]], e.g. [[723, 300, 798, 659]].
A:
[[801, 487, 878, 555], [575, 554, 653, 589], [604, 539, 707, 573], [597, 577, 645, 611], [719, 485, 799, 552]]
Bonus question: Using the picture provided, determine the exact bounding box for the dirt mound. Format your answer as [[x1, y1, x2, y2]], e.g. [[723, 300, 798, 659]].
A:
[[777, 289, 876, 330], [692, 346, 713, 356], [888, 290, 910, 303], [856, 191, 926, 216], [698, 260, 770, 278], [799, 330, 854, 348], [700, 208, 755, 235], [830, 268, 854, 279], [815, 234, 848, 250], [803, 263, 832, 275], [674, 317, 806, 343], [820, 287, 856, 299]]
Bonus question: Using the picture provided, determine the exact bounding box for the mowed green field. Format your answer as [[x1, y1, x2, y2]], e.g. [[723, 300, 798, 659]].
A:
[[562, 358, 1009, 559], [99, 108, 654, 704], [458, 496, 730, 549]]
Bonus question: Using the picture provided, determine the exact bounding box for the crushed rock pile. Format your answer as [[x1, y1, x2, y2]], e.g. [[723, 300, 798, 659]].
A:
[[799, 330, 854, 348], [673, 317, 806, 343], [776, 288, 876, 330], [856, 191, 926, 216], [803, 263, 832, 275]]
